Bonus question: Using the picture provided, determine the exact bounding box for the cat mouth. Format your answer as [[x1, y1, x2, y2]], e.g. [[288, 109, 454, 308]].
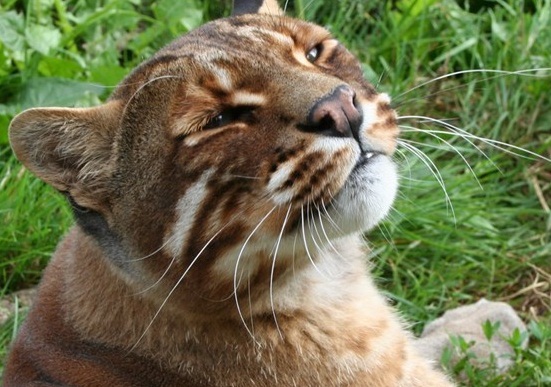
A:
[[354, 151, 383, 169]]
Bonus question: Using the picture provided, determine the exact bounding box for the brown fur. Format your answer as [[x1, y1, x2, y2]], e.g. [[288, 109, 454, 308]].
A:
[[4, 1, 454, 386]]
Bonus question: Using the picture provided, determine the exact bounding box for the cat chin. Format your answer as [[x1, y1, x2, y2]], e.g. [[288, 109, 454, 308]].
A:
[[330, 154, 398, 234]]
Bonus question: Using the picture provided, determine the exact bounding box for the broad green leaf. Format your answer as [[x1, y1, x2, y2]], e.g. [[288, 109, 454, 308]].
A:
[[89, 65, 128, 88], [37, 56, 82, 78], [482, 319, 500, 341], [528, 320, 544, 341], [0, 11, 25, 58], [18, 77, 104, 109], [153, 0, 203, 32], [127, 23, 166, 53], [179, 9, 203, 32], [0, 46, 10, 76], [25, 25, 62, 56]]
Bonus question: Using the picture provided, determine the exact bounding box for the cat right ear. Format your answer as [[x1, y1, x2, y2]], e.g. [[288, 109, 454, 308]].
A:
[[9, 102, 121, 212], [232, 0, 283, 16]]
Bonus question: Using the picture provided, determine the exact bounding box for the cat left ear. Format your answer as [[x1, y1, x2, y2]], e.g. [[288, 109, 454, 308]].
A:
[[232, 0, 283, 16]]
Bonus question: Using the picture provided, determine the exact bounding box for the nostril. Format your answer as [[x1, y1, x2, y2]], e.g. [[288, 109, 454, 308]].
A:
[[318, 113, 338, 133], [352, 92, 360, 109]]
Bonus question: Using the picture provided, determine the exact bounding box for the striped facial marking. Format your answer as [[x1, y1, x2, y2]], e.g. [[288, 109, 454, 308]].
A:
[[101, 13, 401, 307]]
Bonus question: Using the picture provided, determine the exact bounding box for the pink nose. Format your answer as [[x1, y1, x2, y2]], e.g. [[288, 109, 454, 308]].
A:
[[301, 85, 362, 139]]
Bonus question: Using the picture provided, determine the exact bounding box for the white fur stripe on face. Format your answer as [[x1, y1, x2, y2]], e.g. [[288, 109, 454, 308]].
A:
[[231, 91, 266, 106], [212, 66, 233, 91], [164, 171, 213, 258]]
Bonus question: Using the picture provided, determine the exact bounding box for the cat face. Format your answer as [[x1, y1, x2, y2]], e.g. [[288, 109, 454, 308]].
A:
[[9, 4, 398, 310]]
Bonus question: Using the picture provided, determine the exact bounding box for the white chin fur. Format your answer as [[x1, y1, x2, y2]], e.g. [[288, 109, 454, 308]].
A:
[[330, 155, 398, 234]]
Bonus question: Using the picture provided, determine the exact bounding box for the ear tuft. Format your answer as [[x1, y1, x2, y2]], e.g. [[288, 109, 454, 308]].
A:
[[232, 0, 283, 16], [9, 102, 121, 211]]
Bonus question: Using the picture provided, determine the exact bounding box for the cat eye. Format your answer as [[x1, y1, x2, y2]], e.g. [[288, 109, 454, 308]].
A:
[[204, 106, 255, 130], [306, 44, 322, 63], [205, 113, 229, 130]]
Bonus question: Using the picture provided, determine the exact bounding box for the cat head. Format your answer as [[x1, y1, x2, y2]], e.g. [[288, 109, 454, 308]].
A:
[[9, 0, 398, 310]]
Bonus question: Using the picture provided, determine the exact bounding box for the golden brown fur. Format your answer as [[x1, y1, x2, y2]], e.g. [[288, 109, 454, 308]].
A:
[[4, 1, 454, 386]]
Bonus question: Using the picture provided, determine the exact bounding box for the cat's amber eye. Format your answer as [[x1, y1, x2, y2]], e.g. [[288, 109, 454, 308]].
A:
[[306, 44, 322, 63]]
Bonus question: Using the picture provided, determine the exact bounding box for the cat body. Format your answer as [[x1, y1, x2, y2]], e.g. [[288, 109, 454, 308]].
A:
[[4, 1, 453, 385]]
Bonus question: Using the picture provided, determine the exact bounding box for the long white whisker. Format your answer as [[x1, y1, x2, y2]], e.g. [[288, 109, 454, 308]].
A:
[[317, 200, 344, 259], [400, 126, 502, 175], [134, 256, 177, 295], [321, 189, 342, 233], [399, 128, 483, 189], [398, 140, 456, 221], [130, 225, 228, 352], [301, 206, 326, 277], [126, 75, 180, 111], [394, 147, 416, 186], [269, 203, 293, 340], [400, 124, 492, 159], [247, 275, 255, 337], [400, 120, 499, 168], [399, 115, 551, 162], [233, 206, 278, 342], [130, 236, 174, 262], [396, 68, 551, 99], [306, 200, 324, 256]]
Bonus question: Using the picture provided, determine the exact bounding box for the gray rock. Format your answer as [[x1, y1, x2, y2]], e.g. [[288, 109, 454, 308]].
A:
[[415, 298, 527, 374]]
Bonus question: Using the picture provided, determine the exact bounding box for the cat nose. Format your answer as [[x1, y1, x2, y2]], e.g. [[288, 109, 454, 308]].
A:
[[300, 85, 362, 139]]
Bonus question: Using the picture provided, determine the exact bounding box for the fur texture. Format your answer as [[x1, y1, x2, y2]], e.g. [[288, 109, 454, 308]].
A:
[[4, 1, 454, 386]]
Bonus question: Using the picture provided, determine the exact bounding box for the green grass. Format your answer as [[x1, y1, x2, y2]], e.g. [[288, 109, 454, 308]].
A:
[[1, 0, 550, 385]]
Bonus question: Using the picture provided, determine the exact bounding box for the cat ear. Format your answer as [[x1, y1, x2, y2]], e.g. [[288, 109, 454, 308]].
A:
[[9, 102, 122, 212], [232, 0, 283, 16]]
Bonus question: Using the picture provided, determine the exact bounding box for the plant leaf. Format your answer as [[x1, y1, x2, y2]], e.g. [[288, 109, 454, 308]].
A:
[[0, 11, 25, 58], [25, 25, 61, 56], [18, 77, 104, 109]]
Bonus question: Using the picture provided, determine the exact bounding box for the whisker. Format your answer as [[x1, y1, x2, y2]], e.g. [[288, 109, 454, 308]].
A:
[[399, 129, 483, 189], [396, 68, 551, 100], [400, 125, 502, 176], [399, 116, 498, 170], [130, 225, 228, 352], [227, 174, 262, 180], [269, 203, 293, 340], [398, 140, 456, 221], [320, 189, 342, 233], [317, 201, 345, 260], [306, 200, 325, 257], [129, 236, 174, 262], [399, 115, 551, 162], [233, 206, 278, 343], [247, 275, 255, 337], [300, 206, 326, 277], [125, 75, 181, 112], [133, 256, 177, 295], [292, 231, 299, 278], [283, 0, 290, 13], [394, 147, 416, 185]]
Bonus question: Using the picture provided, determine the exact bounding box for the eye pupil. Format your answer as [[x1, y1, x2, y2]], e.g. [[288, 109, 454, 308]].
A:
[[306, 46, 320, 63], [205, 113, 227, 130], [212, 114, 223, 125], [204, 106, 255, 130]]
